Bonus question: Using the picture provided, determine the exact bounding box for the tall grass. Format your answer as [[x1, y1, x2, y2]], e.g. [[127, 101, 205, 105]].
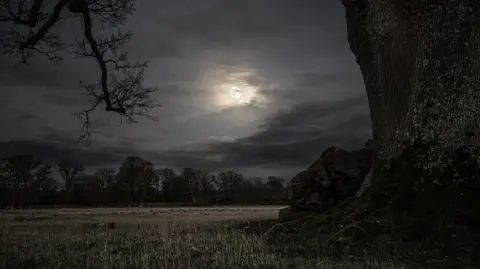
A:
[[0, 208, 408, 269]]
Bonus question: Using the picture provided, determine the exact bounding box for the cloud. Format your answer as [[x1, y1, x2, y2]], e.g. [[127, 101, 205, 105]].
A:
[[0, 56, 94, 90], [19, 113, 42, 121], [138, 1, 287, 47], [203, 95, 372, 168], [0, 139, 124, 167], [161, 94, 371, 171], [294, 70, 362, 89], [208, 136, 237, 143], [41, 93, 88, 106], [0, 95, 371, 178]]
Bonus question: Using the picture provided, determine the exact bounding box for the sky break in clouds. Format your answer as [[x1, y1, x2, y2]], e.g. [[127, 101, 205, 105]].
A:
[[0, 0, 372, 179]]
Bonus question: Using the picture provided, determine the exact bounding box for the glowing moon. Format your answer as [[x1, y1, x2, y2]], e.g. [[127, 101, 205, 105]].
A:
[[230, 86, 241, 98], [203, 69, 270, 109]]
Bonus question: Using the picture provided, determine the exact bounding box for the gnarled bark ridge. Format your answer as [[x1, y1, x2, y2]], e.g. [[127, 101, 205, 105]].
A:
[[340, 0, 480, 258], [343, 0, 480, 186]]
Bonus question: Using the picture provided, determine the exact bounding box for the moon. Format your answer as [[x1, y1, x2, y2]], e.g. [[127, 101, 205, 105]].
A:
[[230, 86, 241, 98], [204, 69, 270, 109]]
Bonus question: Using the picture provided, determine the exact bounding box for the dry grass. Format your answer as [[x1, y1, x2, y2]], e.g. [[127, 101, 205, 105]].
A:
[[0, 206, 283, 224], [0, 206, 408, 269]]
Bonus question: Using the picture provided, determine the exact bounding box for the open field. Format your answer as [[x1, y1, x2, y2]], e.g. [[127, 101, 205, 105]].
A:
[[0, 206, 285, 224], [0, 206, 408, 269]]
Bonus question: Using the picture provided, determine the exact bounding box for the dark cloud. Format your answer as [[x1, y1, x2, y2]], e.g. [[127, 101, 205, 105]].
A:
[[140, 96, 372, 171], [0, 56, 93, 90], [0, 139, 123, 167], [41, 93, 87, 107], [0, 95, 371, 179], [295, 70, 362, 89], [138, 1, 288, 47], [0, 136, 209, 172], [263, 95, 369, 130], [171, 1, 342, 47], [155, 84, 198, 98], [19, 114, 41, 121], [203, 95, 372, 168], [242, 73, 265, 88], [256, 66, 365, 107]]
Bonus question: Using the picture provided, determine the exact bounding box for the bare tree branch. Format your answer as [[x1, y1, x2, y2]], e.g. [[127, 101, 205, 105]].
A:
[[0, 0, 158, 143], [19, 0, 69, 50]]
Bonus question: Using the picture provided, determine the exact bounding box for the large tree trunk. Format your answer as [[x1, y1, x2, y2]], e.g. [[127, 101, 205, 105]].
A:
[[341, 0, 480, 255], [342, 0, 480, 185]]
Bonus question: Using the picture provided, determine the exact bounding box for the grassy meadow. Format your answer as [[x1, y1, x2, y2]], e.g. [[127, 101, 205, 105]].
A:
[[0, 206, 411, 269]]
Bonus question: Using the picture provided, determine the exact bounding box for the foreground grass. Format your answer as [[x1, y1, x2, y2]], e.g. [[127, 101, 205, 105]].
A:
[[0, 207, 408, 269]]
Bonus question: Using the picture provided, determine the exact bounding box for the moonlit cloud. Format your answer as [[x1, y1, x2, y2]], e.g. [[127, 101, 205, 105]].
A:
[[208, 68, 271, 109]]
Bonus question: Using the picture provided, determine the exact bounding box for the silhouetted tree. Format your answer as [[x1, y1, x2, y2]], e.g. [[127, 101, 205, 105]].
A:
[[182, 168, 197, 203], [157, 168, 176, 202], [95, 168, 116, 188], [180, 168, 216, 203], [34, 163, 52, 183], [264, 176, 287, 204], [36, 176, 59, 205], [117, 156, 155, 204], [31, 163, 53, 203], [266, 176, 285, 190], [216, 171, 245, 204], [217, 171, 244, 193], [58, 160, 84, 203], [195, 169, 216, 197], [165, 175, 191, 203], [0, 0, 157, 141], [72, 173, 106, 205], [0, 155, 43, 208]]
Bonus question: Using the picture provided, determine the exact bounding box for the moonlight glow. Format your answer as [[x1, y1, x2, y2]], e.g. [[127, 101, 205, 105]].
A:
[[218, 82, 256, 107], [230, 86, 241, 98], [214, 76, 258, 107], [203, 69, 270, 109]]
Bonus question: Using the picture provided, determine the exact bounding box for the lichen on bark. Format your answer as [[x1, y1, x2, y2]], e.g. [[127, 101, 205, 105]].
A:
[[335, 0, 480, 260], [343, 0, 480, 186], [359, 140, 480, 260]]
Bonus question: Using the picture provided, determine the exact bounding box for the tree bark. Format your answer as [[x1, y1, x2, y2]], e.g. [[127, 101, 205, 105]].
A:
[[342, 0, 480, 182], [355, 152, 375, 197], [341, 1, 480, 254]]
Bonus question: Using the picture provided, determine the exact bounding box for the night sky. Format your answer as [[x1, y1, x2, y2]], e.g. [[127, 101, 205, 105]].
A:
[[0, 0, 372, 179]]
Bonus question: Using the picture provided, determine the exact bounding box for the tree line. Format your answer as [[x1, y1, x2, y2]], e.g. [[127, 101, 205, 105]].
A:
[[0, 155, 289, 208]]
